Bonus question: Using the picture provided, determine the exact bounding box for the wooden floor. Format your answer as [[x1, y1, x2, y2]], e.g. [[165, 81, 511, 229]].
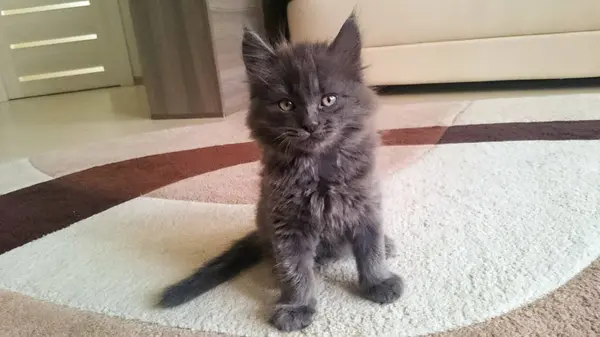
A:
[[2, 79, 600, 161]]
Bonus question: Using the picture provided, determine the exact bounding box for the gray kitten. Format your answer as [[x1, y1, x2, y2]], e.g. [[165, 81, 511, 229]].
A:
[[159, 16, 403, 331]]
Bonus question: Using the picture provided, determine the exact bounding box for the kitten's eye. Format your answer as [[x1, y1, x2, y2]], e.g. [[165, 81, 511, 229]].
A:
[[321, 95, 337, 107], [277, 100, 294, 112]]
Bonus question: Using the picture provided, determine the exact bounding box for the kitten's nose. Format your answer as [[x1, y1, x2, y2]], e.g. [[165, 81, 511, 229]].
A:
[[302, 120, 318, 133]]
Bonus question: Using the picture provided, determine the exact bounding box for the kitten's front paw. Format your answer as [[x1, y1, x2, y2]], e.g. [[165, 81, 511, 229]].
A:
[[270, 304, 315, 331], [362, 274, 403, 304]]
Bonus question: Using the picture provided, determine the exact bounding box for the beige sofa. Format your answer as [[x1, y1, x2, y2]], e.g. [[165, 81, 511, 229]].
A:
[[287, 0, 600, 86]]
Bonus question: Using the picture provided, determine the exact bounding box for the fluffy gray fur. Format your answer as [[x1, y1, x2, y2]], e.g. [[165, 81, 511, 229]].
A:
[[158, 16, 403, 332]]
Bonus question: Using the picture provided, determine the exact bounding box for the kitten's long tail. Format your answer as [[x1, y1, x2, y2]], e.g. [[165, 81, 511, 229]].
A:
[[157, 231, 263, 308]]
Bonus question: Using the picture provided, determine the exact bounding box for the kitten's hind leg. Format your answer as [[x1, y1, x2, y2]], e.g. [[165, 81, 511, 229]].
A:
[[270, 231, 318, 331], [349, 219, 403, 304]]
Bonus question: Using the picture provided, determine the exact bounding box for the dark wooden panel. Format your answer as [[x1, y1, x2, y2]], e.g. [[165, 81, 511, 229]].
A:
[[261, 0, 291, 44], [129, 0, 223, 118], [207, 5, 263, 115]]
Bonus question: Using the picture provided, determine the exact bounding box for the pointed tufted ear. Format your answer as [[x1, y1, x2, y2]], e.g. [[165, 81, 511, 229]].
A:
[[241, 27, 276, 84], [328, 14, 362, 66]]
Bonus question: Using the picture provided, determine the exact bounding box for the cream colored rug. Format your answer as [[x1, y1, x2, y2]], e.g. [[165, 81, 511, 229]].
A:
[[1, 94, 599, 337]]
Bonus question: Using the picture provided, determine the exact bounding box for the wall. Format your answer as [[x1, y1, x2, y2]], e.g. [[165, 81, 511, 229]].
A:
[[0, 77, 7, 102]]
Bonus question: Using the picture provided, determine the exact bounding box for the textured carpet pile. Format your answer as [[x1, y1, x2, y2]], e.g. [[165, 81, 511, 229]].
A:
[[1, 94, 599, 337]]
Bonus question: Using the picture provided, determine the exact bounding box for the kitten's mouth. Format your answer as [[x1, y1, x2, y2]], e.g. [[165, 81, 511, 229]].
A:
[[298, 129, 326, 142], [275, 127, 330, 153]]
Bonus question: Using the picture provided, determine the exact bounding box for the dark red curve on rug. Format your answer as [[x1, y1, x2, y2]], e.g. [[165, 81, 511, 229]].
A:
[[1, 120, 599, 254]]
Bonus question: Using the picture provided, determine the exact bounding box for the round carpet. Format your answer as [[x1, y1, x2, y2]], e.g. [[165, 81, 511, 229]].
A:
[[0, 94, 599, 337]]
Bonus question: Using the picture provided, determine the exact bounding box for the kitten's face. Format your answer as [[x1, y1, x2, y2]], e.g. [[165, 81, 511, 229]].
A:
[[242, 17, 370, 155]]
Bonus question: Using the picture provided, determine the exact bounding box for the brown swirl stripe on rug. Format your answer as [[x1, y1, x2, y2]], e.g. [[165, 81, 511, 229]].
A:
[[1, 120, 599, 254]]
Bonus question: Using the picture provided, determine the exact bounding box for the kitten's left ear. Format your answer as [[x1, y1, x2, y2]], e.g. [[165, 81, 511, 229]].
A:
[[328, 14, 362, 64]]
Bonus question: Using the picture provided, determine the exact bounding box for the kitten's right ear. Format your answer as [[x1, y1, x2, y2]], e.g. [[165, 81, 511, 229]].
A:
[[242, 28, 275, 83]]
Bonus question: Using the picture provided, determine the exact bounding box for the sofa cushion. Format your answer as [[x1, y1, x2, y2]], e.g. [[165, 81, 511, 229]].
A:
[[288, 0, 600, 47]]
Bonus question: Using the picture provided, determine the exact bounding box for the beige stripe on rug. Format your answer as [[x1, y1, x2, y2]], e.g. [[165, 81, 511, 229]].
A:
[[2, 259, 598, 337]]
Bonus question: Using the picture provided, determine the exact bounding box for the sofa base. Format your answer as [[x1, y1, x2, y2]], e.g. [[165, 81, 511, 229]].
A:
[[362, 31, 600, 86]]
